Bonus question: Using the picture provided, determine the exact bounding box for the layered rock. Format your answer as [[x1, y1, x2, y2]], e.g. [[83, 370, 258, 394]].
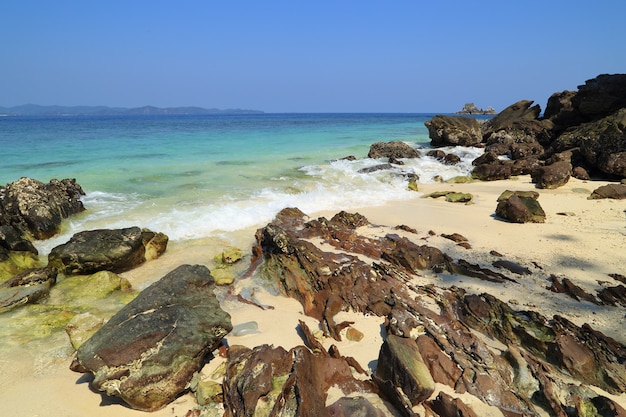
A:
[[0, 177, 85, 240], [70, 264, 232, 411], [48, 226, 168, 275], [249, 209, 626, 416]]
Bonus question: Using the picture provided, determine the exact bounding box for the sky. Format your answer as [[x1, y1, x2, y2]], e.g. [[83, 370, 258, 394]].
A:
[[2, 1, 625, 113]]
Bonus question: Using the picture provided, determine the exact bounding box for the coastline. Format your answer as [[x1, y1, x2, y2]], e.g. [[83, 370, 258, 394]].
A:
[[1, 174, 625, 416]]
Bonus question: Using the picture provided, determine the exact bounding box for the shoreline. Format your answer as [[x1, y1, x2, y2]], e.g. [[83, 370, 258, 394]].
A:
[[1, 175, 625, 415]]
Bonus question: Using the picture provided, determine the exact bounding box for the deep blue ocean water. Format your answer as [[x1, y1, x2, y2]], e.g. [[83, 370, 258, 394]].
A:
[[0, 113, 483, 252]]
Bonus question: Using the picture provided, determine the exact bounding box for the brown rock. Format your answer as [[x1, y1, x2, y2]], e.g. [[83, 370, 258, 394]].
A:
[[368, 141, 420, 159], [495, 190, 546, 223], [531, 160, 572, 189], [375, 334, 435, 405]]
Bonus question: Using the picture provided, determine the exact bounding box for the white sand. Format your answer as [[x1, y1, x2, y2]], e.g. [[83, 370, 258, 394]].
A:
[[0, 175, 624, 415]]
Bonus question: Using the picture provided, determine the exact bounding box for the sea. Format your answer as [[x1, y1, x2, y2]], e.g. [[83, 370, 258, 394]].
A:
[[0, 113, 485, 255]]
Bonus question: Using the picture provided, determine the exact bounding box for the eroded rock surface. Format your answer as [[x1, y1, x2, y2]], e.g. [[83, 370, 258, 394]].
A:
[[0, 177, 85, 240], [70, 264, 232, 411], [249, 208, 626, 416]]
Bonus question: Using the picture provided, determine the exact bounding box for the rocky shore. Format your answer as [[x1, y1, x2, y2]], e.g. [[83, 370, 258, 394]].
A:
[[0, 74, 625, 416]]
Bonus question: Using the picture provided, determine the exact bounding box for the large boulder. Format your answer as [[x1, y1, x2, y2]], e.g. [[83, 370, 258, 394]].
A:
[[70, 264, 232, 411], [367, 141, 420, 159], [48, 227, 168, 275], [424, 115, 482, 147], [0, 177, 85, 240]]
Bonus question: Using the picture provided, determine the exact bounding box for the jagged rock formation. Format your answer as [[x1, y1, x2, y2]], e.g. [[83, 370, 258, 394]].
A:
[[242, 208, 626, 416], [426, 74, 626, 184]]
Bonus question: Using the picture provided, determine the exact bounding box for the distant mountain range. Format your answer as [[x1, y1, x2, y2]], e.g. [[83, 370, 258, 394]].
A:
[[0, 104, 264, 116]]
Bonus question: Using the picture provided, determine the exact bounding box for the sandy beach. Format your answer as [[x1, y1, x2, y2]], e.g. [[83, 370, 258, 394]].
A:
[[1, 175, 625, 416]]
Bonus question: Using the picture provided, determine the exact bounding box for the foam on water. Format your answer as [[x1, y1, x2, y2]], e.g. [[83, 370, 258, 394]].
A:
[[33, 144, 483, 254]]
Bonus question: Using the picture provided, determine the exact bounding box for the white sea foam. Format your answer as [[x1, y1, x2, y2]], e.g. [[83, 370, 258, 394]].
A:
[[34, 144, 484, 254]]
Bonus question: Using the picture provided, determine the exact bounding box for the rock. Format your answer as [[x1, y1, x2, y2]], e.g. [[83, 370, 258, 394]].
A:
[[554, 108, 626, 177], [196, 380, 223, 406], [220, 247, 243, 264], [0, 224, 38, 256], [223, 344, 376, 417], [345, 327, 364, 342], [588, 183, 626, 199], [483, 100, 542, 133], [358, 163, 394, 173], [416, 335, 462, 389], [374, 334, 435, 405], [54, 270, 132, 302], [531, 160, 572, 189], [70, 264, 232, 412], [471, 161, 514, 181], [492, 260, 531, 275], [327, 396, 386, 417], [597, 285, 626, 307], [0, 266, 57, 312], [0, 177, 85, 240], [382, 234, 445, 273], [367, 141, 420, 159], [427, 392, 479, 417], [573, 74, 626, 120], [65, 312, 106, 349], [423, 191, 473, 203], [495, 190, 546, 223], [443, 153, 461, 165], [48, 227, 168, 275], [456, 103, 496, 115], [424, 115, 482, 147]]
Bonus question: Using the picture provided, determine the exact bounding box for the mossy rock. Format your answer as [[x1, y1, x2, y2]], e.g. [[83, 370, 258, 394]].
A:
[[65, 312, 106, 349], [445, 192, 474, 203], [408, 177, 419, 192], [196, 380, 223, 406], [211, 268, 235, 286], [53, 270, 132, 303], [216, 247, 243, 265], [0, 252, 43, 282], [446, 176, 473, 184]]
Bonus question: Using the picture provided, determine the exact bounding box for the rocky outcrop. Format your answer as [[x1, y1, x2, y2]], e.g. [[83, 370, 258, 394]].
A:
[[250, 209, 626, 416], [70, 264, 232, 412], [368, 141, 421, 159], [495, 190, 546, 223], [48, 227, 168, 275], [0, 177, 85, 240], [424, 115, 482, 147], [559, 108, 626, 177], [424, 74, 626, 184]]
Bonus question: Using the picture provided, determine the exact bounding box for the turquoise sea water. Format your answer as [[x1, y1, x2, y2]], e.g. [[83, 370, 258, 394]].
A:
[[0, 113, 483, 253]]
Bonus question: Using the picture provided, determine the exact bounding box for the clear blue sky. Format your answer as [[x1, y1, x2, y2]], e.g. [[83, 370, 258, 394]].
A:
[[2, 1, 625, 113]]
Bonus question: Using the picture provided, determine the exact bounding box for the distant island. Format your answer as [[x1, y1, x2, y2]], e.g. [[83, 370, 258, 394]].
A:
[[0, 104, 264, 116], [456, 103, 496, 115]]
